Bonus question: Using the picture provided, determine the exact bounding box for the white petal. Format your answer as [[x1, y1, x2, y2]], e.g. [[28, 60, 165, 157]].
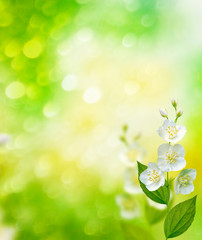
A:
[[147, 180, 163, 191], [148, 162, 159, 171], [157, 159, 171, 172], [163, 119, 175, 128], [186, 169, 197, 180], [173, 144, 185, 157], [146, 182, 159, 191], [159, 173, 165, 185], [139, 170, 150, 185], [179, 168, 197, 180], [174, 178, 180, 195], [175, 126, 186, 142], [179, 183, 194, 195], [170, 157, 186, 171], [158, 143, 171, 157], [157, 127, 168, 140]]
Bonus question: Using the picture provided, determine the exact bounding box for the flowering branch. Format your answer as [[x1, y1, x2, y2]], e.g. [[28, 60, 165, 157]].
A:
[[138, 98, 197, 239]]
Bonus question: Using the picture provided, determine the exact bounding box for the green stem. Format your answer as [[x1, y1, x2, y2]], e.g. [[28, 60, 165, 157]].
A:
[[166, 172, 169, 240], [174, 117, 178, 123]]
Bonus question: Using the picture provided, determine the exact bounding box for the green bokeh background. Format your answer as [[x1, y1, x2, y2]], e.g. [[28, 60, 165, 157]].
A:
[[0, 0, 202, 239]]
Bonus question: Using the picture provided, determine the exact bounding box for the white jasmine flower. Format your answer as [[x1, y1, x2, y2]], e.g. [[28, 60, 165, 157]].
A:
[[159, 108, 168, 118], [124, 168, 142, 194], [157, 119, 186, 144], [116, 194, 140, 219], [119, 143, 143, 167], [174, 169, 196, 195], [139, 162, 165, 191], [157, 144, 186, 172]]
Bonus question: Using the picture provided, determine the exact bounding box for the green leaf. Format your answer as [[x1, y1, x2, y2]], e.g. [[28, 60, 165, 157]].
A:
[[164, 196, 197, 238], [121, 222, 155, 240], [137, 161, 169, 204]]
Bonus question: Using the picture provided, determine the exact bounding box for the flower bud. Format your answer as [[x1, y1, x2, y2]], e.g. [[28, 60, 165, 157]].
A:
[[176, 108, 183, 118], [122, 124, 128, 132], [171, 98, 178, 109], [159, 108, 168, 118]]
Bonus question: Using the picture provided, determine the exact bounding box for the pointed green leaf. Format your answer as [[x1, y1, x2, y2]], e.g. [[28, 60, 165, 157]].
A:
[[164, 196, 197, 238], [137, 161, 169, 204]]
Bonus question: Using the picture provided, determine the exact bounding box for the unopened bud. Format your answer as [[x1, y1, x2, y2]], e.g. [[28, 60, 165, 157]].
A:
[[122, 124, 128, 132], [176, 109, 183, 118], [159, 108, 168, 118], [171, 98, 178, 109]]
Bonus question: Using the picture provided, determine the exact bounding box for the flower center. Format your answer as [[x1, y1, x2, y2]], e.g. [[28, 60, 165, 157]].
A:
[[126, 149, 138, 162], [166, 126, 179, 139], [147, 170, 160, 183], [179, 175, 191, 187], [122, 199, 135, 211], [166, 151, 178, 163]]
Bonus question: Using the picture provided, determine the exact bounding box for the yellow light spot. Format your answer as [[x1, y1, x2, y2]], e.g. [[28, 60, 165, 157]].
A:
[[23, 39, 43, 59], [6, 81, 25, 99], [83, 87, 102, 104], [5, 41, 21, 58]]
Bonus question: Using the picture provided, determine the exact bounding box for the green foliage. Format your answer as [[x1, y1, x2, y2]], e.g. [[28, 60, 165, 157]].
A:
[[137, 161, 169, 204], [121, 222, 155, 240], [164, 196, 197, 238]]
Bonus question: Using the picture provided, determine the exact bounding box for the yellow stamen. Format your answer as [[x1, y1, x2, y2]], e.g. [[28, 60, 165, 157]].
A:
[[166, 126, 179, 139], [147, 170, 160, 183], [166, 151, 178, 164], [179, 175, 191, 187]]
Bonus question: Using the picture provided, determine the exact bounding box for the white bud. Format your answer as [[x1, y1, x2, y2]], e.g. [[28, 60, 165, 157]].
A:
[[159, 108, 168, 118], [171, 98, 178, 109], [176, 108, 183, 118]]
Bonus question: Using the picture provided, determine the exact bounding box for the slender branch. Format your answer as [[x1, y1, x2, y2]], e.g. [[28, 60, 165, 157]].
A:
[[166, 172, 170, 240]]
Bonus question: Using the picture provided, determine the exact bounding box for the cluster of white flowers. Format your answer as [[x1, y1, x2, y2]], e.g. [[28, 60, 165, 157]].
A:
[[140, 99, 196, 195], [116, 127, 144, 219]]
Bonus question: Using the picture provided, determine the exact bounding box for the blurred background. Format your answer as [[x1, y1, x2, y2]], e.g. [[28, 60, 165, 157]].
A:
[[0, 0, 202, 239]]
